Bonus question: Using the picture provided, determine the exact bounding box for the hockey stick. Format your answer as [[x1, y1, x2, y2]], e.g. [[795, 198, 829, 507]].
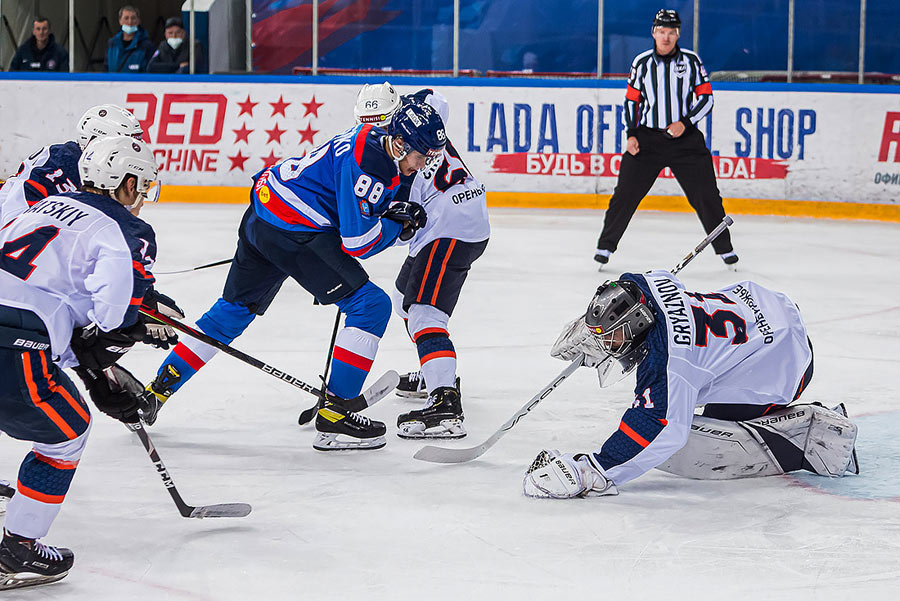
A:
[[126, 420, 252, 518], [671, 215, 733, 275], [413, 354, 585, 464], [298, 309, 341, 426], [138, 306, 398, 410], [414, 216, 736, 464], [154, 258, 232, 275]]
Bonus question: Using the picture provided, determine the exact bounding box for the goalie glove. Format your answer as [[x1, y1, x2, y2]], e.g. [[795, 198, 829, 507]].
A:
[[138, 287, 185, 350], [523, 450, 618, 499], [382, 201, 427, 241], [550, 314, 607, 368]]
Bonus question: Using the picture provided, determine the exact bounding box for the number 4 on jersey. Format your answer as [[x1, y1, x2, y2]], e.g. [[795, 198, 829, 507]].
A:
[[0, 226, 60, 280]]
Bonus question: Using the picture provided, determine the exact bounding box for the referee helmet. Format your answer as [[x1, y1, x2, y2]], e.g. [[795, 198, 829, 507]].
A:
[[652, 9, 681, 31]]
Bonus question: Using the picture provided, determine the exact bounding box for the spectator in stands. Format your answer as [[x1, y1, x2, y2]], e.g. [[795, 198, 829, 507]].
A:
[[9, 16, 69, 71], [105, 5, 155, 73], [148, 17, 206, 74]]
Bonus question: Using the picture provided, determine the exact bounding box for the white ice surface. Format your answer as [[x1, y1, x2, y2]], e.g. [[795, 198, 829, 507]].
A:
[[2, 206, 899, 600]]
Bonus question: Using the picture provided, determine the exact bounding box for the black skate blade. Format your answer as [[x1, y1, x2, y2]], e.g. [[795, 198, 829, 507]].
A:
[[188, 503, 252, 519], [0, 570, 69, 591]]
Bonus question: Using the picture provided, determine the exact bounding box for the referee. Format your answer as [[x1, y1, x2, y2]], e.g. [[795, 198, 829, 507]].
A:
[[595, 9, 738, 267]]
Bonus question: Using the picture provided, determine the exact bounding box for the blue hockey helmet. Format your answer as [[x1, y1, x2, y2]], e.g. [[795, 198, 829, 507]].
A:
[[388, 101, 447, 161]]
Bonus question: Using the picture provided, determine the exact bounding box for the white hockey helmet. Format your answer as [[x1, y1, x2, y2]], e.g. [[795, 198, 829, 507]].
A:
[[78, 135, 160, 203], [76, 104, 143, 150], [354, 82, 401, 127]]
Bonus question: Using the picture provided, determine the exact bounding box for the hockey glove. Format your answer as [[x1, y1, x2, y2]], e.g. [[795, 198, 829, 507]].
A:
[[382, 201, 427, 241], [74, 365, 143, 423], [137, 288, 185, 350], [523, 450, 618, 499], [71, 324, 137, 370]]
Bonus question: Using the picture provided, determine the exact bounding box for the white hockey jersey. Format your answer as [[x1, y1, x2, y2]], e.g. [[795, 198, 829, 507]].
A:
[[0, 191, 157, 368], [0, 141, 81, 227], [592, 270, 813, 487], [405, 140, 491, 256]]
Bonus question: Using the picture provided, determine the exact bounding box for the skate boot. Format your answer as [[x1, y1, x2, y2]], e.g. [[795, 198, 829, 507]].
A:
[[397, 386, 466, 439], [0, 530, 74, 591], [140, 364, 181, 426], [0, 481, 12, 515], [396, 371, 428, 399], [314, 397, 387, 451]]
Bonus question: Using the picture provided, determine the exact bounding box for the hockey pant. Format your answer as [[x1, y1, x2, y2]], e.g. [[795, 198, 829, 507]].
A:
[[656, 404, 858, 479], [156, 281, 391, 401], [0, 348, 91, 539]]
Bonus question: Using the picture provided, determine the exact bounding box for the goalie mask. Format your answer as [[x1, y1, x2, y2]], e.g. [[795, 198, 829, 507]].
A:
[[586, 280, 655, 386]]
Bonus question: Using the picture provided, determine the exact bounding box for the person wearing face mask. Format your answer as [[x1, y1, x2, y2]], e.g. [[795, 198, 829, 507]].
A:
[[147, 17, 206, 74], [105, 5, 155, 73]]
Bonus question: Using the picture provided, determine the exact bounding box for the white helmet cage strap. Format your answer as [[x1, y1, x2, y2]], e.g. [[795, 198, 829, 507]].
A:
[[354, 82, 401, 126]]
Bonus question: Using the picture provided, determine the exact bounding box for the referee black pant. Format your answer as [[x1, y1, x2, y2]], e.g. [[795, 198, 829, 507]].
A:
[[597, 125, 734, 255]]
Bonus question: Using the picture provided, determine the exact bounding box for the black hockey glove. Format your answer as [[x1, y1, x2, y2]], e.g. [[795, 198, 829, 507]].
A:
[[71, 324, 137, 371], [382, 201, 427, 241], [74, 365, 143, 423], [137, 287, 186, 350]]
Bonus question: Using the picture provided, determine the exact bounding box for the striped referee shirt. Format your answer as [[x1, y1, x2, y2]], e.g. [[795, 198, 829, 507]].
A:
[[624, 45, 713, 136]]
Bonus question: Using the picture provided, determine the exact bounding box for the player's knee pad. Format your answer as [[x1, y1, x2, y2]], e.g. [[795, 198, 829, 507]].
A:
[[196, 298, 256, 344], [407, 304, 450, 338], [339, 281, 391, 337]]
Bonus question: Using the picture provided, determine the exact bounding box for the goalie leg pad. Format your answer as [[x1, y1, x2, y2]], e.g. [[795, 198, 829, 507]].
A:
[[656, 416, 785, 480]]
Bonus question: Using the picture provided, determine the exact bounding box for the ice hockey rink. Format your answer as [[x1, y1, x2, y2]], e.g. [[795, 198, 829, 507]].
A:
[[1, 204, 898, 600]]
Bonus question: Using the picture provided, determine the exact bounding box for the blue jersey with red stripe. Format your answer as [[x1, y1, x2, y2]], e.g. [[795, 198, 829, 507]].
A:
[[249, 124, 405, 258], [0, 141, 81, 226]]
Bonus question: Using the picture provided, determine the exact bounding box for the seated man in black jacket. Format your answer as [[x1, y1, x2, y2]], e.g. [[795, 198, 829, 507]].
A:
[[9, 16, 69, 71], [147, 17, 206, 74]]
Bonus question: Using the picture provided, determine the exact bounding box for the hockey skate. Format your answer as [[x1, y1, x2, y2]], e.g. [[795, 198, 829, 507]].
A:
[[313, 397, 386, 451], [0, 530, 73, 591], [139, 364, 181, 426], [397, 386, 466, 439], [396, 372, 460, 399]]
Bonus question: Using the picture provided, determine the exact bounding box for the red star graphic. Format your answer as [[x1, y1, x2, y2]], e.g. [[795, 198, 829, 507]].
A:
[[298, 123, 319, 145], [265, 123, 286, 144], [302, 95, 324, 118], [270, 95, 291, 117], [227, 151, 249, 172], [237, 95, 258, 117], [232, 123, 253, 144], [261, 150, 282, 169]]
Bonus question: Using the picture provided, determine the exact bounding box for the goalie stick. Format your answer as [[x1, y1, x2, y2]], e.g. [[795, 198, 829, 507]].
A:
[[127, 420, 251, 518], [414, 215, 736, 464], [138, 306, 399, 410]]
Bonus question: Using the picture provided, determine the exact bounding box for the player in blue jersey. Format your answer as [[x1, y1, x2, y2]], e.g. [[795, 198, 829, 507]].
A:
[[523, 271, 859, 499], [0, 136, 183, 590], [0, 104, 143, 227], [145, 102, 447, 451]]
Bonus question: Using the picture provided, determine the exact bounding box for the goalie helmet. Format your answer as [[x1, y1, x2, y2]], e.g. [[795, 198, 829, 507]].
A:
[[388, 101, 447, 162], [76, 104, 143, 150], [586, 280, 655, 359], [78, 135, 160, 202], [354, 82, 401, 127]]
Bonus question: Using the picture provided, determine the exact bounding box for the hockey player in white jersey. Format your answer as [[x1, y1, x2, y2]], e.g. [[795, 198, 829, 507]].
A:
[[523, 270, 858, 499], [354, 84, 491, 439], [0, 104, 143, 227], [0, 136, 182, 590]]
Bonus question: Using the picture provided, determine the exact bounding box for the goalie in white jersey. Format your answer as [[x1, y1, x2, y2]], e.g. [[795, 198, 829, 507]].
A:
[[0, 136, 182, 590], [354, 84, 490, 439], [523, 270, 859, 499]]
